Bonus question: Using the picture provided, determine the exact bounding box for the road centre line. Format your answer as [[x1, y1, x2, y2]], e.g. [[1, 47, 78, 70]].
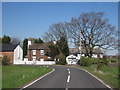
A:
[[67, 68, 69, 71], [67, 68, 70, 74], [67, 75, 70, 82], [68, 70, 70, 74]]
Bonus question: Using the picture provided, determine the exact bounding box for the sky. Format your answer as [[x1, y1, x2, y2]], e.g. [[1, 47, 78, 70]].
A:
[[2, 2, 118, 55], [2, 0, 120, 2]]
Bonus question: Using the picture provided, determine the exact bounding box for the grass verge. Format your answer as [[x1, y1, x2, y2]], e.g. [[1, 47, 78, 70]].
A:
[[79, 65, 119, 88], [2, 65, 52, 88]]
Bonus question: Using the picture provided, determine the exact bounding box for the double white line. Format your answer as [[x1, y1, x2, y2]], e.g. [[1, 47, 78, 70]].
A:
[[67, 68, 70, 83]]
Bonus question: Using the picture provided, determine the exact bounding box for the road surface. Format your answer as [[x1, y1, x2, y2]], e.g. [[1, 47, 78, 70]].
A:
[[23, 65, 110, 89]]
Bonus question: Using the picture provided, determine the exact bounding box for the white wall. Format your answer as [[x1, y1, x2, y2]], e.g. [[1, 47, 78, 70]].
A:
[[100, 54, 103, 58], [92, 54, 103, 58], [14, 61, 25, 64], [92, 54, 98, 58], [14, 60, 55, 65], [13, 45, 23, 64], [81, 54, 85, 57], [36, 61, 55, 65]]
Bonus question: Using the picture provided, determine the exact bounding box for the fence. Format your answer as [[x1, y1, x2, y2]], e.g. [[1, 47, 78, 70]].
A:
[[14, 60, 55, 65]]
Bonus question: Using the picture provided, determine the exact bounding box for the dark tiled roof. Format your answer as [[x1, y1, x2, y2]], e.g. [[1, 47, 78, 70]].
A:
[[69, 48, 103, 54], [92, 49, 103, 54], [69, 48, 85, 54], [29, 44, 48, 50], [0, 44, 18, 52]]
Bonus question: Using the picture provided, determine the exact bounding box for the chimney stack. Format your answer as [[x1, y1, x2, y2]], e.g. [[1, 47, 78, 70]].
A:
[[28, 39, 32, 49]]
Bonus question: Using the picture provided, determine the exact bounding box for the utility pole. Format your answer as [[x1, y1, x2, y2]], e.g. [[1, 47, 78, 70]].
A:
[[79, 29, 82, 60]]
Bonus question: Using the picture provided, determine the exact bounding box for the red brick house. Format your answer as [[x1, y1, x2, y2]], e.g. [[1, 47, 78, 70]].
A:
[[0, 44, 23, 64], [28, 43, 49, 61]]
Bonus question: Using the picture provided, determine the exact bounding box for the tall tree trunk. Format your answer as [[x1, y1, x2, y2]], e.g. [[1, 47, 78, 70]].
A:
[[89, 49, 93, 58], [85, 48, 89, 57]]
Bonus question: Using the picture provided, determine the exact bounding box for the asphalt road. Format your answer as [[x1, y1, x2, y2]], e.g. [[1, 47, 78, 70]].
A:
[[23, 65, 110, 89]]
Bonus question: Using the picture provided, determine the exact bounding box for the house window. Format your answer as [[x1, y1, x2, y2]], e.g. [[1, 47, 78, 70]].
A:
[[32, 56, 36, 61], [32, 50, 36, 55], [40, 50, 44, 55]]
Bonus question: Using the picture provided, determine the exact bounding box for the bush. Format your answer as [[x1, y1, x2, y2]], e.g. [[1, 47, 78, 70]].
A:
[[2, 55, 10, 65], [100, 58, 109, 65], [92, 58, 99, 64], [111, 59, 117, 63], [96, 58, 110, 71], [80, 57, 92, 66], [80, 56, 87, 66], [86, 58, 93, 66], [56, 53, 66, 65], [96, 59, 103, 71]]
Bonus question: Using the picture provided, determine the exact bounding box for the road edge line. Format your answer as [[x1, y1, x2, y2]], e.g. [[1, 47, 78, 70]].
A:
[[79, 68, 112, 90], [20, 68, 55, 89]]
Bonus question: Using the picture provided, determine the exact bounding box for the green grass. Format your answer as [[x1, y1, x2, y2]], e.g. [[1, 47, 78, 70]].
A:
[[79, 65, 119, 88], [2, 65, 52, 88], [0, 63, 2, 90]]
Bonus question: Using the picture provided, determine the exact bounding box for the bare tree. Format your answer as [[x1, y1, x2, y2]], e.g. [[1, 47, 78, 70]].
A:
[[43, 12, 117, 57], [43, 23, 71, 55], [11, 37, 21, 45], [43, 23, 71, 42], [68, 12, 117, 57]]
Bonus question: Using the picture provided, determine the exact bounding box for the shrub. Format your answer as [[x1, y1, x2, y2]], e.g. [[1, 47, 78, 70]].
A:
[[92, 58, 99, 64], [56, 53, 66, 65], [96, 59, 104, 71], [80, 56, 87, 66], [80, 57, 92, 66], [100, 58, 109, 65], [111, 59, 117, 63], [2, 55, 10, 65], [96, 58, 110, 71], [86, 58, 93, 66]]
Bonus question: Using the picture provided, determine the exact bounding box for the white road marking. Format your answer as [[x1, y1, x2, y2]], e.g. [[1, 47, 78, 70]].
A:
[[79, 68, 112, 89], [68, 71, 70, 74], [20, 68, 55, 90], [67, 75, 70, 82], [67, 68, 70, 74], [67, 68, 69, 71]]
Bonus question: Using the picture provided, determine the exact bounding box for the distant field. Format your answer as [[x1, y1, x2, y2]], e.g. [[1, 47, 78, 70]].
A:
[[79, 65, 119, 88], [2, 65, 52, 88]]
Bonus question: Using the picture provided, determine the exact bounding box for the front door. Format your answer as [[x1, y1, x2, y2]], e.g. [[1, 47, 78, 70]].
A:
[[40, 57, 44, 61]]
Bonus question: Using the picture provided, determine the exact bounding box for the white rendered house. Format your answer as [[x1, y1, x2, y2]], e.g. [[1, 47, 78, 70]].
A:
[[66, 54, 78, 65], [14, 45, 23, 64]]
